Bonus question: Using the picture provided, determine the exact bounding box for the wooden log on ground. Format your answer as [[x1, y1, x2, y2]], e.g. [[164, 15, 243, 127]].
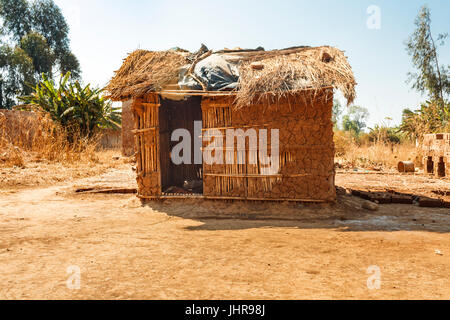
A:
[[431, 190, 450, 196], [418, 197, 443, 208], [75, 187, 137, 194], [368, 192, 392, 204], [391, 193, 414, 204], [398, 161, 415, 173], [351, 189, 371, 200]]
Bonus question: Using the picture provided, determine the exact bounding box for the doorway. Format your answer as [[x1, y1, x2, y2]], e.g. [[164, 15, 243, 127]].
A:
[[426, 156, 434, 174], [158, 96, 203, 194], [437, 157, 446, 177]]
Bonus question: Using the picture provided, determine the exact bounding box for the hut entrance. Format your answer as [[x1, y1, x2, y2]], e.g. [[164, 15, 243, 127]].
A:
[[159, 96, 203, 194], [437, 157, 446, 177], [427, 156, 434, 174]]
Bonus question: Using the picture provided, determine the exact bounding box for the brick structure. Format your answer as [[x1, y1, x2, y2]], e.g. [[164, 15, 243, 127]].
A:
[[422, 133, 450, 178]]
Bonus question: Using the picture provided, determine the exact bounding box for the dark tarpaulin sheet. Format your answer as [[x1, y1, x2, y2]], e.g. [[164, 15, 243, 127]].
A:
[[178, 54, 240, 91]]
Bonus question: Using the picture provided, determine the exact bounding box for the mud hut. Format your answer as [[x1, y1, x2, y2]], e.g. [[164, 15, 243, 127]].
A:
[[106, 45, 356, 202]]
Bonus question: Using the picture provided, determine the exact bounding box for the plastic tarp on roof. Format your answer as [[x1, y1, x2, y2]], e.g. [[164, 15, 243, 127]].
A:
[[178, 54, 240, 91]]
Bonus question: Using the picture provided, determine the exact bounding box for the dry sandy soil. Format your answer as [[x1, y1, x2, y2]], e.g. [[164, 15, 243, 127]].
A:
[[0, 162, 449, 300]]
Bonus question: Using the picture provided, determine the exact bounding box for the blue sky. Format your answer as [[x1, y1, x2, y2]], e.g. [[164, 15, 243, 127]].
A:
[[54, 0, 450, 127]]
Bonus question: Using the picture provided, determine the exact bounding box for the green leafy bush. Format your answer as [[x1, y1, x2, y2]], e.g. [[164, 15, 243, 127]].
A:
[[20, 72, 121, 138], [368, 125, 406, 144], [400, 100, 450, 139]]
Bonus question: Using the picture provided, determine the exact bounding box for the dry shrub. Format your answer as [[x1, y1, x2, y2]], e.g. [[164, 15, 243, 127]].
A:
[[334, 130, 355, 157], [0, 110, 99, 167], [0, 142, 25, 167], [0, 112, 25, 166], [334, 131, 420, 169]]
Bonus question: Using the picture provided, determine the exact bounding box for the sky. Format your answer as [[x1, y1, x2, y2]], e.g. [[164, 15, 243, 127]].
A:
[[54, 0, 450, 128]]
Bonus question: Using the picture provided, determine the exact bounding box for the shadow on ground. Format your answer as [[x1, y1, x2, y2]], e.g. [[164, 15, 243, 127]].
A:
[[139, 195, 450, 234]]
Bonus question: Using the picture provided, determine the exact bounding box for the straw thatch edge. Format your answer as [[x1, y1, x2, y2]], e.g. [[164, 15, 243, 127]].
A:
[[106, 46, 356, 107]]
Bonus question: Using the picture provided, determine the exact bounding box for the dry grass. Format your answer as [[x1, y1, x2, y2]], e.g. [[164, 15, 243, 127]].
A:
[[0, 110, 101, 167], [236, 46, 356, 108], [334, 131, 420, 170], [106, 46, 356, 109], [106, 50, 188, 100], [0, 110, 129, 190]]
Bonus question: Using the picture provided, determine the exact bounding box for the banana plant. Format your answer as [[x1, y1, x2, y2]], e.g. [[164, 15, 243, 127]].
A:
[[20, 72, 121, 138]]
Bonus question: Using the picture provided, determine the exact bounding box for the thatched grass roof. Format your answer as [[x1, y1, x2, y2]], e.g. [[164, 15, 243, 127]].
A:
[[106, 45, 356, 107], [106, 50, 188, 100]]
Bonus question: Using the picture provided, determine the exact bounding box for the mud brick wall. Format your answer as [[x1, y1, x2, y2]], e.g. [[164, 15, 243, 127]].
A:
[[134, 89, 336, 201], [121, 100, 135, 156], [202, 88, 336, 202], [422, 133, 450, 177]]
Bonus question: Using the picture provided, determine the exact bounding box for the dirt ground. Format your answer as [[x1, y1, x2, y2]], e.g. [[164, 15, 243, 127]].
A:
[[0, 161, 449, 300]]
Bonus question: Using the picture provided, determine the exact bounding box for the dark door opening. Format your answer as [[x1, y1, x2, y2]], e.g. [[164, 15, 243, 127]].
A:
[[427, 156, 434, 174], [437, 157, 446, 177], [159, 96, 203, 194]]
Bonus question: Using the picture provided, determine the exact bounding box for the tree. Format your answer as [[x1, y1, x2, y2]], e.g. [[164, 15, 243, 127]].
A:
[[341, 105, 369, 136], [400, 101, 450, 139], [0, 0, 81, 108], [20, 32, 54, 76], [59, 52, 81, 79], [30, 0, 80, 77], [406, 5, 449, 103], [332, 99, 342, 129], [401, 6, 450, 137], [0, 0, 31, 41], [368, 123, 404, 144], [30, 0, 70, 55], [0, 45, 35, 108]]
